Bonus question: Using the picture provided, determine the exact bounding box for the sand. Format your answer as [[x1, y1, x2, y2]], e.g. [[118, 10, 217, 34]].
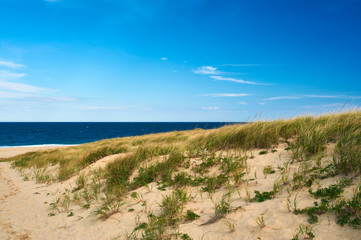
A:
[[0, 146, 67, 159], [0, 146, 360, 240]]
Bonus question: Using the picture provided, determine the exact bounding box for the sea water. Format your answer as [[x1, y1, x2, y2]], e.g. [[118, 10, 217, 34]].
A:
[[0, 122, 236, 147]]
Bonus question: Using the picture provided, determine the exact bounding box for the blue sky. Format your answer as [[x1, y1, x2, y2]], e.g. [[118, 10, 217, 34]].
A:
[[0, 0, 360, 122]]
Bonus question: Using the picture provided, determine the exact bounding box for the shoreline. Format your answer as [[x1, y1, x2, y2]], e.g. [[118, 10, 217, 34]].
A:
[[0, 145, 70, 159], [0, 144, 77, 148]]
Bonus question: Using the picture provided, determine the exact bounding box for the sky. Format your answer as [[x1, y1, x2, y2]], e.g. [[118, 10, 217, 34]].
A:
[[0, 0, 360, 122]]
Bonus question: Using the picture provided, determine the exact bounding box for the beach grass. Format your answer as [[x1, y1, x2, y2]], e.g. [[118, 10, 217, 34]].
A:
[[6, 110, 361, 239]]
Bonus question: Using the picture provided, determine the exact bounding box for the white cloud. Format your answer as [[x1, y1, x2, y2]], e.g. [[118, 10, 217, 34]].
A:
[[0, 71, 26, 78], [221, 64, 262, 67], [0, 60, 26, 69], [40, 96, 78, 102], [210, 76, 257, 85], [305, 95, 361, 99], [202, 106, 220, 110], [0, 91, 77, 103], [238, 101, 248, 105], [0, 91, 31, 99], [193, 66, 220, 75], [264, 94, 361, 101], [86, 106, 125, 110], [304, 95, 341, 98], [301, 103, 347, 109], [259, 102, 267, 105], [202, 93, 250, 97], [161, 57, 168, 60], [0, 80, 50, 93], [263, 96, 301, 101]]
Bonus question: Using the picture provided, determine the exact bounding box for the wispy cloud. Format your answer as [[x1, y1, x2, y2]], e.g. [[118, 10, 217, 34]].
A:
[[263, 96, 301, 101], [0, 91, 77, 103], [194, 65, 271, 85], [161, 57, 167, 61], [86, 106, 126, 110], [202, 93, 251, 97], [0, 91, 31, 99], [305, 95, 361, 99], [40, 96, 78, 102], [238, 101, 248, 105], [304, 95, 342, 98], [0, 60, 26, 69], [0, 71, 26, 78], [202, 106, 220, 110], [210, 75, 257, 85], [220, 64, 262, 67], [192, 66, 221, 75], [301, 103, 346, 109], [0, 80, 50, 93], [0, 60, 78, 106], [264, 94, 361, 101]]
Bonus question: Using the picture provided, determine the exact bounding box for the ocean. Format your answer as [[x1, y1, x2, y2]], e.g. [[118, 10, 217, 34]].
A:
[[0, 122, 236, 147]]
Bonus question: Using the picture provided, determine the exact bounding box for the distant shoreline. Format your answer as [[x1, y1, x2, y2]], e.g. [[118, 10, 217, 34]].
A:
[[0, 122, 231, 148], [0, 144, 77, 148], [0, 145, 69, 159]]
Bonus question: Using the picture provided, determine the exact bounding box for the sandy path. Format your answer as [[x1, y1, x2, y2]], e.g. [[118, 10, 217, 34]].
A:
[[0, 162, 33, 240], [0, 160, 136, 240], [0, 148, 129, 240]]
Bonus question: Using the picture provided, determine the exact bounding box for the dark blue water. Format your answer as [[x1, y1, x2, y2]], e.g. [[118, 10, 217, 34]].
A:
[[0, 122, 235, 147]]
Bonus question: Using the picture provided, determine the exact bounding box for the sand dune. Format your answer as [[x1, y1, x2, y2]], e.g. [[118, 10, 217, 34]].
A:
[[1, 143, 360, 240]]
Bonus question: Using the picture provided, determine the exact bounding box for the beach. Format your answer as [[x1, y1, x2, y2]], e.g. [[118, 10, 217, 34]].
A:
[[1, 112, 361, 239], [0, 146, 66, 159]]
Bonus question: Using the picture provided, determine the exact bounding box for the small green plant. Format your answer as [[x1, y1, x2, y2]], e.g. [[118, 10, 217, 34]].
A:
[[80, 189, 93, 209], [292, 224, 315, 240], [48, 212, 56, 217], [286, 189, 292, 212], [294, 198, 330, 224], [308, 178, 352, 199], [93, 199, 125, 219], [73, 173, 87, 192], [49, 197, 60, 213], [224, 219, 235, 232], [180, 233, 193, 240], [263, 165, 275, 177], [202, 174, 229, 195], [220, 155, 245, 174], [158, 189, 189, 226], [251, 190, 274, 202], [256, 211, 266, 228], [214, 192, 232, 219], [33, 168, 53, 184], [184, 210, 200, 221], [61, 192, 71, 212], [259, 150, 268, 155], [130, 189, 190, 239], [334, 184, 361, 228], [130, 192, 139, 199]]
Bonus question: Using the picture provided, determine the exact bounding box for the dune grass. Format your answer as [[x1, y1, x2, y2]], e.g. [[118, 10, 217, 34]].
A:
[[6, 110, 361, 238], [9, 111, 361, 179]]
